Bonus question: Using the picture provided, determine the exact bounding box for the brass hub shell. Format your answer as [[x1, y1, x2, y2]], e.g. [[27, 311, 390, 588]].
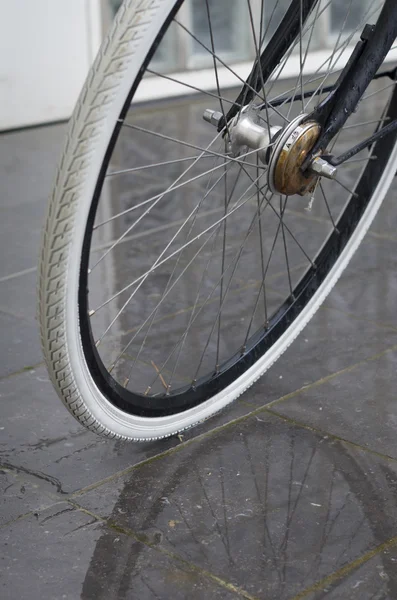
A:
[[270, 118, 321, 196]]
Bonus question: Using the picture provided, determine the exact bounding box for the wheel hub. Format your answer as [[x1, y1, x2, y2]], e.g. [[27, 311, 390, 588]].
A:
[[203, 109, 337, 196], [227, 107, 283, 165], [267, 114, 321, 196]]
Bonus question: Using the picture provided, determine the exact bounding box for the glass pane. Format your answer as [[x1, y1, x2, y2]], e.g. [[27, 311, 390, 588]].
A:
[[262, 0, 292, 40], [330, 0, 371, 33], [190, 0, 250, 64]]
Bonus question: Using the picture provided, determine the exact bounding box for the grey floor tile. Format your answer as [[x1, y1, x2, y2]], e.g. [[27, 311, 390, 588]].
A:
[[1, 502, 237, 600], [76, 412, 397, 599], [0, 366, 253, 496], [0, 466, 55, 527], [241, 300, 397, 408], [0, 198, 47, 279], [324, 236, 397, 330], [0, 124, 66, 279], [371, 176, 397, 241], [0, 311, 42, 378], [271, 347, 397, 459], [3, 82, 397, 600], [0, 123, 66, 210], [0, 271, 37, 323]]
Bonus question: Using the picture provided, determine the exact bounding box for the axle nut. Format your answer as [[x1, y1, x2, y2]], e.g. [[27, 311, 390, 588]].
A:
[[203, 109, 223, 127], [309, 157, 337, 179]]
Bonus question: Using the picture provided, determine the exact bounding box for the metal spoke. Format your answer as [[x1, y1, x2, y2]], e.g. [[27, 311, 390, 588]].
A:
[[286, 0, 322, 120], [167, 163, 246, 389], [173, 18, 263, 105], [109, 212, 228, 373], [342, 118, 390, 130], [216, 144, 229, 372], [142, 190, 272, 390], [319, 182, 338, 231], [241, 165, 316, 267], [190, 186, 274, 383], [246, 0, 271, 139], [279, 195, 294, 298], [266, 0, 334, 103], [95, 136, 271, 230], [91, 157, 231, 270], [95, 162, 235, 348], [254, 0, 270, 326], [106, 154, 213, 177], [108, 177, 268, 374], [339, 155, 376, 166], [253, 0, 304, 114], [88, 0, 394, 397], [95, 158, 267, 231], [362, 82, 397, 103], [256, 154, 268, 327], [259, 0, 283, 48], [92, 172, 266, 315], [174, 16, 289, 124], [91, 205, 227, 254], [97, 159, 230, 230], [317, 0, 354, 102], [119, 121, 270, 168], [124, 152, 229, 387], [299, 0, 305, 114], [242, 194, 286, 347], [115, 259, 307, 346], [333, 177, 358, 198], [264, 4, 328, 118], [268, 73, 329, 109], [204, 0, 229, 133], [146, 68, 240, 109], [328, 127, 343, 154], [304, 1, 382, 110]]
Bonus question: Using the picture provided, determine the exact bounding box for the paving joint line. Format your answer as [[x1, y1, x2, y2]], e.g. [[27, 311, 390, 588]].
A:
[[7, 342, 397, 507], [3, 464, 397, 600], [367, 229, 397, 244], [263, 408, 397, 464], [289, 534, 397, 599], [0, 509, 48, 531], [265, 341, 397, 411], [69, 500, 259, 600], [0, 361, 45, 382], [320, 303, 397, 334], [0, 266, 37, 283], [0, 305, 37, 324], [68, 341, 397, 498]]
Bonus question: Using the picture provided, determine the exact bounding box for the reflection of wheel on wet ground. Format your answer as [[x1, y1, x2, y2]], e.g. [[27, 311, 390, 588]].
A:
[[39, 0, 397, 439], [81, 423, 397, 598]]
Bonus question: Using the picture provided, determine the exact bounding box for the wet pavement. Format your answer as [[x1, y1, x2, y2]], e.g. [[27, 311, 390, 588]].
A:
[[3, 88, 397, 599]]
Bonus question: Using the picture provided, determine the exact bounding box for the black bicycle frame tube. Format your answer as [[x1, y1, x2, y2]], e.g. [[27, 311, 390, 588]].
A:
[[224, 0, 397, 167], [304, 0, 397, 163]]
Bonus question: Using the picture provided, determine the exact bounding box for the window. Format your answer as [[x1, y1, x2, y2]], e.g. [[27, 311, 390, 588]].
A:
[[189, 0, 251, 67], [330, 0, 372, 34], [106, 0, 371, 73]]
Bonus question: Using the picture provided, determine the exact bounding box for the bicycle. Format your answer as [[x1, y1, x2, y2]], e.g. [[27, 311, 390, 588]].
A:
[[38, 0, 397, 441]]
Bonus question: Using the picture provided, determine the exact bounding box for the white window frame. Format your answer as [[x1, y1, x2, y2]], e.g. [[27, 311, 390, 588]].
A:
[[102, 1, 397, 105]]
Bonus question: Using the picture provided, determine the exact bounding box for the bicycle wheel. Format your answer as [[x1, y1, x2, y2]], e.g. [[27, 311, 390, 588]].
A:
[[38, 0, 397, 440]]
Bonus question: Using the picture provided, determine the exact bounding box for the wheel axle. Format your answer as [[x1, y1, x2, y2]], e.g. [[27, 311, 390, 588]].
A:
[[203, 109, 337, 196]]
